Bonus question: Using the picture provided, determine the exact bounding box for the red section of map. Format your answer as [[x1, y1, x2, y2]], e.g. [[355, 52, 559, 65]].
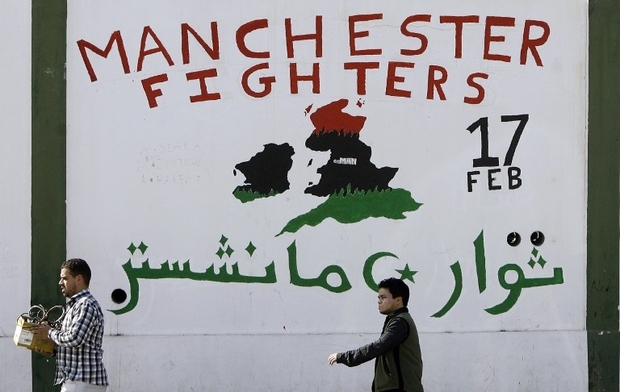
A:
[[310, 99, 366, 136]]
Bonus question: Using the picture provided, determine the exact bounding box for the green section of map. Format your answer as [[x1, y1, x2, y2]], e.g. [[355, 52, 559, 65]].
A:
[[278, 187, 422, 235]]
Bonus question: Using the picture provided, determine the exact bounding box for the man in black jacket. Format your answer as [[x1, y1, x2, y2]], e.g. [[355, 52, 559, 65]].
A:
[[328, 277, 423, 392]]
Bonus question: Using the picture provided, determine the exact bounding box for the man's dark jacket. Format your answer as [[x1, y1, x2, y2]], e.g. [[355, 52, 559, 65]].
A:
[[336, 307, 423, 392]]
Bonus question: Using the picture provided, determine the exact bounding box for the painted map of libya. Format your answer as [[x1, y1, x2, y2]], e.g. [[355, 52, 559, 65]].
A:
[[233, 98, 422, 235]]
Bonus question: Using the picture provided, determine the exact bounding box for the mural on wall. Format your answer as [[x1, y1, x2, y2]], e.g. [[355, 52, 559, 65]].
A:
[[67, 2, 586, 333], [111, 98, 563, 317], [115, 228, 562, 317], [234, 98, 421, 235]]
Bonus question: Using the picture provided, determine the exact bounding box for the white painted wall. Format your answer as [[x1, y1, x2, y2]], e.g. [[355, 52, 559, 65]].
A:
[[0, 0, 591, 391], [0, 0, 32, 390], [66, 1, 588, 390], [101, 331, 586, 391]]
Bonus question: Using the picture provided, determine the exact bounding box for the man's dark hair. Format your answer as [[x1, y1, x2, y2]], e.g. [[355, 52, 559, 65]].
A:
[[378, 277, 410, 306], [61, 258, 92, 286]]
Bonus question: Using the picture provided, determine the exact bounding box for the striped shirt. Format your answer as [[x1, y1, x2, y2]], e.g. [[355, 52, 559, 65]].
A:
[[48, 289, 109, 386]]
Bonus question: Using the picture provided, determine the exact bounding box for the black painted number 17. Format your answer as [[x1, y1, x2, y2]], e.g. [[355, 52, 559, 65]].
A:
[[467, 114, 529, 167]]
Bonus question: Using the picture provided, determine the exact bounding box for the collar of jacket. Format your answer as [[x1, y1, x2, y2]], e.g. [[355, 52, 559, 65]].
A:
[[388, 306, 409, 318], [383, 307, 409, 329]]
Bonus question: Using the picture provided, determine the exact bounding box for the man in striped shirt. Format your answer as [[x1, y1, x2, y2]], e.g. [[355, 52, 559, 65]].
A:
[[34, 258, 109, 392]]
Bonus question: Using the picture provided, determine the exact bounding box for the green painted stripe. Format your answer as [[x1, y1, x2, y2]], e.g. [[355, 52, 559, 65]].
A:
[[31, 0, 67, 391], [587, 0, 620, 391]]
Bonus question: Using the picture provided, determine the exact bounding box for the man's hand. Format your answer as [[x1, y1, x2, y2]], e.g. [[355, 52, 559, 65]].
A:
[[328, 353, 339, 366], [31, 324, 55, 357], [32, 324, 51, 339]]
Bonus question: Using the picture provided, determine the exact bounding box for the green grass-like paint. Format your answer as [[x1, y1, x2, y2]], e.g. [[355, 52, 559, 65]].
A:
[[277, 187, 422, 235]]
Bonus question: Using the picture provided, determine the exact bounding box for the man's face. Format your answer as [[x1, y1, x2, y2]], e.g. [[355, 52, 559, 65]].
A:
[[377, 287, 402, 315], [59, 268, 80, 298]]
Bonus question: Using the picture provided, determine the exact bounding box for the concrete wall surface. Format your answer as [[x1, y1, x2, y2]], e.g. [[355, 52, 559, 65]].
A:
[[0, 0, 32, 390]]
